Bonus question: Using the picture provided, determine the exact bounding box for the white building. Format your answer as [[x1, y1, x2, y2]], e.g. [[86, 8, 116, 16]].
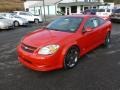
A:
[[99, 3, 114, 9], [24, 0, 60, 15], [115, 4, 120, 9], [24, 0, 104, 15]]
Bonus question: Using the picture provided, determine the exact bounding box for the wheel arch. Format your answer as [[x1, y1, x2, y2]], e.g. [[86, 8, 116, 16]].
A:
[[60, 43, 80, 68], [14, 20, 19, 23], [13, 20, 20, 26], [34, 18, 39, 21]]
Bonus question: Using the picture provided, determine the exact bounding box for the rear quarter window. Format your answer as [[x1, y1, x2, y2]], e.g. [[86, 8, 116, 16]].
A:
[[97, 17, 106, 25]]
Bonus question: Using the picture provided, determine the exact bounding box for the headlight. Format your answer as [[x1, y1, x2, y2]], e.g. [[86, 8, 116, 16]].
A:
[[38, 45, 60, 55], [0, 22, 4, 26]]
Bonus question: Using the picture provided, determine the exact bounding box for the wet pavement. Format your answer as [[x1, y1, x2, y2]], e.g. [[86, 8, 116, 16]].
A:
[[0, 22, 120, 90]]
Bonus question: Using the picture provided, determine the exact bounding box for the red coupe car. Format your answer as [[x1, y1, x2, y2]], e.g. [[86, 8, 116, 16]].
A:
[[17, 15, 112, 71]]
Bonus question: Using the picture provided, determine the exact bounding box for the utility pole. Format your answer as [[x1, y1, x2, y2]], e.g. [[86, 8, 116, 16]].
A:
[[43, 0, 46, 22]]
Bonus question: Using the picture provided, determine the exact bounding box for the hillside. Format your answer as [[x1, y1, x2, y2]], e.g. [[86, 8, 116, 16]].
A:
[[0, 0, 119, 12], [0, 0, 24, 12], [105, 0, 120, 4]]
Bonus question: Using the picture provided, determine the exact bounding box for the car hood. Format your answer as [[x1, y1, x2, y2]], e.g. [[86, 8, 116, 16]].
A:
[[0, 19, 13, 24], [15, 18, 28, 22], [22, 29, 73, 48]]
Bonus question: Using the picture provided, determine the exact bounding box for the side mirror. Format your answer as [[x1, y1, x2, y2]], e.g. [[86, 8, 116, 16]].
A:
[[82, 27, 93, 33], [85, 27, 93, 32]]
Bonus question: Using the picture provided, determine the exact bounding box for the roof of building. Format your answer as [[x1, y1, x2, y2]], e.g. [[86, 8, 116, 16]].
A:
[[25, 0, 103, 8], [58, 2, 103, 7], [25, 0, 62, 5], [25, 0, 62, 8]]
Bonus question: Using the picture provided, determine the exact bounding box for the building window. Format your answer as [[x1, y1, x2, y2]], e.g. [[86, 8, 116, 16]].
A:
[[93, 7, 96, 9], [84, 7, 89, 10], [71, 6, 77, 13], [60, 7, 65, 13]]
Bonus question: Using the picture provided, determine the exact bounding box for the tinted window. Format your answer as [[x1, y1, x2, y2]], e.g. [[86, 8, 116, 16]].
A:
[[46, 17, 83, 32], [85, 18, 99, 28], [19, 12, 32, 16], [19, 12, 27, 15], [11, 13, 16, 16], [97, 17, 105, 25]]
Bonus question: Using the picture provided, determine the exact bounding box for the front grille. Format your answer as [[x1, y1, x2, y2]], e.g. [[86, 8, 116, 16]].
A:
[[21, 43, 37, 53]]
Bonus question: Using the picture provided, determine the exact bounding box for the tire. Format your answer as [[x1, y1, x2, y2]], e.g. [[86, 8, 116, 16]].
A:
[[104, 32, 111, 47], [14, 21, 19, 27], [64, 46, 80, 69], [34, 19, 39, 24]]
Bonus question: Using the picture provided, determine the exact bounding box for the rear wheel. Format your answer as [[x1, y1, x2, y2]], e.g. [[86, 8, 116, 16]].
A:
[[14, 21, 19, 27], [34, 19, 39, 24], [64, 46, 79, 69], [104, 32, 111, 47]]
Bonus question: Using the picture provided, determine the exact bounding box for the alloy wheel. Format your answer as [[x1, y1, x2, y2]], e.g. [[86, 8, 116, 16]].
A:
[[64, 47, 79, 69]]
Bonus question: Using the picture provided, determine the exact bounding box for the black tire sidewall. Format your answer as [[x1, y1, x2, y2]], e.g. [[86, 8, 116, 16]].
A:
[[64, 46, 79, 69], [34, 19, 39, 24], [14, 21, 19, 27], [104, 32, 111, 47]]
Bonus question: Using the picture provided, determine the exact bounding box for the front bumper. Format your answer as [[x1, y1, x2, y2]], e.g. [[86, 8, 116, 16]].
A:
[[110, 17, 120, 20], [0, 25, 13, 29], [20, 22, 29, 26], [17, 45, 63, 71]]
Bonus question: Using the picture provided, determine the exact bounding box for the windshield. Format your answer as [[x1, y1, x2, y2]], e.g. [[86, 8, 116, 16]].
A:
[[10, 13, 21, 18], [13, 15, 21, 18], [46, 17, 83, 32]]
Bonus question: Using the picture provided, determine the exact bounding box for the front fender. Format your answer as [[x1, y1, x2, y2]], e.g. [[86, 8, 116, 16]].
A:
[[59, 41, 78, 67]]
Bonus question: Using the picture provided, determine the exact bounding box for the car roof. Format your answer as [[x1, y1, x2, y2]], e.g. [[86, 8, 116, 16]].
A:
[[63, 15, 97, 18]]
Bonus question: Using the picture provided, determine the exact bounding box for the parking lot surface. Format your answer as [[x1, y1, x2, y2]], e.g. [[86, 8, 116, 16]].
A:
[[0, 22, 120, 90]]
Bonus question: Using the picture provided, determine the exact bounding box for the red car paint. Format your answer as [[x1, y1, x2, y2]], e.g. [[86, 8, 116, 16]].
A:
[[17, 15, 112, 71]]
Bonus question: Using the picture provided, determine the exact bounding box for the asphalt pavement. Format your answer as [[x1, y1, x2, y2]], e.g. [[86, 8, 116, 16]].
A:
[[0, 22, 120, 90]]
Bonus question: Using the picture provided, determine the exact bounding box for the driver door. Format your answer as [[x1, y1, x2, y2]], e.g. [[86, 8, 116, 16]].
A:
[[79, 17, 100, 55]]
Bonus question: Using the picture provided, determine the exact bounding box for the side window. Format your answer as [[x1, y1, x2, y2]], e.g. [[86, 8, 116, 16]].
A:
[[19, 12, 28, 15], [97, 17, 105, 25], [85, 18, 95, 28], [92, 19, 99, 27], [85, 18, 99, 29]]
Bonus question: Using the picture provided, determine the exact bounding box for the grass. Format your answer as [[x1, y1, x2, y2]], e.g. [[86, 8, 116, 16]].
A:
[[0, 0, 24, 12]]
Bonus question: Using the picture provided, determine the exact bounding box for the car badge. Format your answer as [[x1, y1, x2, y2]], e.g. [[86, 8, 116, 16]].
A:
[[24, 46, 29, 50]]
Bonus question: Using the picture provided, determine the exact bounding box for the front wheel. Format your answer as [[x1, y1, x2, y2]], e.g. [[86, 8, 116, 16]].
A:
[[104, 32, 111, 47], [64, 47, 80, 69], [34, 19, 39, 24]]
